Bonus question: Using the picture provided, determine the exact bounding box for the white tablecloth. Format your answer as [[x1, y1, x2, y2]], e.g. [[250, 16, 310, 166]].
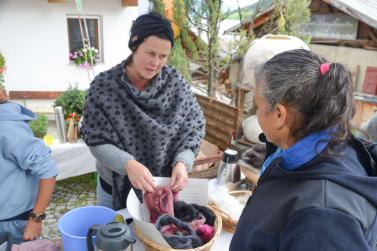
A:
[[50, 140, 96, 180]]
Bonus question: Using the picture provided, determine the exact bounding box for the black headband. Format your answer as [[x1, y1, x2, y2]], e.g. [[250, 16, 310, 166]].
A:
[[128, 12, 174, 50]]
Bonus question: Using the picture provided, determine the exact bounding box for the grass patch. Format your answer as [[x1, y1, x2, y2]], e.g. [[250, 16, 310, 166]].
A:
[[57, 172, 97, 190]]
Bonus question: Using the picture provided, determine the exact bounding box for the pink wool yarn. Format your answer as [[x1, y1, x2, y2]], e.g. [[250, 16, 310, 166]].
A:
[[197, 224, 215, 243]]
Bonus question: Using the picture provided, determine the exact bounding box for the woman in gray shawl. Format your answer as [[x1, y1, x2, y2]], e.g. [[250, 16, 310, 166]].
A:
[[81, 12, 205, 210]]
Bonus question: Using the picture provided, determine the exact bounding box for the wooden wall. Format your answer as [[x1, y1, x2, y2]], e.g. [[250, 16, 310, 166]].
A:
[[195, 94, 240, 151]]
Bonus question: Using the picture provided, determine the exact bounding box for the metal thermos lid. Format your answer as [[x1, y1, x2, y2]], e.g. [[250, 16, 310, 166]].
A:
[[223, 149, 238, 163], [54, 106, 63, 114]]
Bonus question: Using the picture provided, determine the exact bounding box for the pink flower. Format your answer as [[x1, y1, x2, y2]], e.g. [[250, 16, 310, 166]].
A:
[[80, 62, 91, 68]]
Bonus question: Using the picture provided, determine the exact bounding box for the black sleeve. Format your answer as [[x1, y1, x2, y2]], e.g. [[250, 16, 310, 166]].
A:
[[279, 207, 374, 251]]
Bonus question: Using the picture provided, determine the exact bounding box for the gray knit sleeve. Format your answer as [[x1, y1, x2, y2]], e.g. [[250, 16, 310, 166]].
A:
[[173, 149, 195, 173], [89, 144, 135, 175], [364, 113, 377, 142]]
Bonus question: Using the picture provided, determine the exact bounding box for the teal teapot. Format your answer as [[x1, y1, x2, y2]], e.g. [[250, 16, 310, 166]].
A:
[[86, 221, 136, 251]]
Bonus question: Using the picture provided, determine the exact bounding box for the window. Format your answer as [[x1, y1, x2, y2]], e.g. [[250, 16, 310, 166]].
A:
[[67, 15, 103, 61], [299, 14, 358, 40]]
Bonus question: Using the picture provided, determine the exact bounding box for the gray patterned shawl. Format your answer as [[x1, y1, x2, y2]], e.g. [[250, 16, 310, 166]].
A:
[[82, 61, 205, 209]]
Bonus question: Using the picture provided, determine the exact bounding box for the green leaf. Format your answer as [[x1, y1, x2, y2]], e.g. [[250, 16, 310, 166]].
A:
[[0, 52, 5, 68]]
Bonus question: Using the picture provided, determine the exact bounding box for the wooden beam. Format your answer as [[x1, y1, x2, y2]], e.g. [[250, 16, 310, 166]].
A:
[[369, 30, 377, 44], [9, 91, 63, 100], [48, 0, 68, 3], [253, 13, 271, 29], [122, 0, 138, 6]]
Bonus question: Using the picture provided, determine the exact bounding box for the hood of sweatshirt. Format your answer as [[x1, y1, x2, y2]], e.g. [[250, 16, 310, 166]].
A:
[[0, 102, 36, 121], [262, 137, 377, 209]]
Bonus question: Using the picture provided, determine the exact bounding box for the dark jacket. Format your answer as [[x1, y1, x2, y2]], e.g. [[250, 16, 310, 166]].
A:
[[230, 137, 377, 250]]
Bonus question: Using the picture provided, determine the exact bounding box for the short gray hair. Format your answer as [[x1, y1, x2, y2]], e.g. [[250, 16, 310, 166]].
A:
[[255, 49, 354, 145]]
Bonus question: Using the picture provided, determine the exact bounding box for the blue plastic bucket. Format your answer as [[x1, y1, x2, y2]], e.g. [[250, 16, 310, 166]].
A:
[[58, 206, 116, 251]]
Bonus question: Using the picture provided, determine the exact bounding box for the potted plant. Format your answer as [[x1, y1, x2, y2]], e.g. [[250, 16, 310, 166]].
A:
[[69, 47, 99, 68], [0, 52, 6, 75], [54, 84, 86, 119]]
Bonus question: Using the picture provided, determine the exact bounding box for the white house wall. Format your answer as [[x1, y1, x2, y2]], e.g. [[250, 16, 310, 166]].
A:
[[0, 0, 149, 92], [310, 44, 377, 92]]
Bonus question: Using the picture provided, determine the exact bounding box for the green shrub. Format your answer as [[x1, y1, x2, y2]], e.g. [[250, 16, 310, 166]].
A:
[[0, 75, 4, 88], [30, 114, 48, 138], [0, 53, 5, 68], [0, 52, 5, 87], [54, 84, 86, 118]]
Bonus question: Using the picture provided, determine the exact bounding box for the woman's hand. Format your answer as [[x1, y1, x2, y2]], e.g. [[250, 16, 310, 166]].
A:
[[170, 162, 188, 192], [23, 219, 42, 241], [125, 159, 155, 192]]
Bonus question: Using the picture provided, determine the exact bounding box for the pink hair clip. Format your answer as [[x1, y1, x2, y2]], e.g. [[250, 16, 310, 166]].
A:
[[320, 63, 331, 75]]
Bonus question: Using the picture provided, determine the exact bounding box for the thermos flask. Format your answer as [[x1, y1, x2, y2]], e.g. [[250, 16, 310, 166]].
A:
[[54, 106, 67, 143], [217, 149, 239, 184]]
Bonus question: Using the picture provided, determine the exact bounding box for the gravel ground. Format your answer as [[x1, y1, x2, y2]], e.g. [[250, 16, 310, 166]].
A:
[[41, 173, 97, 241]]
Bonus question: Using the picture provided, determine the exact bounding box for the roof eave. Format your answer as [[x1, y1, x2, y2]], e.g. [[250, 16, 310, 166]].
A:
[[323, 0, 377, 30]]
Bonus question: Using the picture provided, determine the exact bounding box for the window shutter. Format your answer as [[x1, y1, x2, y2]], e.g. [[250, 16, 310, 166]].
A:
[[363, 67, 377, 95]]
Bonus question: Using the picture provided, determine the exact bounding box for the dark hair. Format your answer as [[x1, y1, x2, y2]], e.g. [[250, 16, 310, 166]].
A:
[[129, 33, 171, 52], [255, 49, 354, 148]]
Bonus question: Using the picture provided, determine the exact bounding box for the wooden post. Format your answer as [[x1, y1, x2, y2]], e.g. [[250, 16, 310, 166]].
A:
[[235, 84, 253, 139], [235, 87, 245, 140]]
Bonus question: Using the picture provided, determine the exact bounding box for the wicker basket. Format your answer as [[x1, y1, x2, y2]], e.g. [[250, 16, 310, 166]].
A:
[[134, 206, 222, 251], [210, 190, 252, 233]]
